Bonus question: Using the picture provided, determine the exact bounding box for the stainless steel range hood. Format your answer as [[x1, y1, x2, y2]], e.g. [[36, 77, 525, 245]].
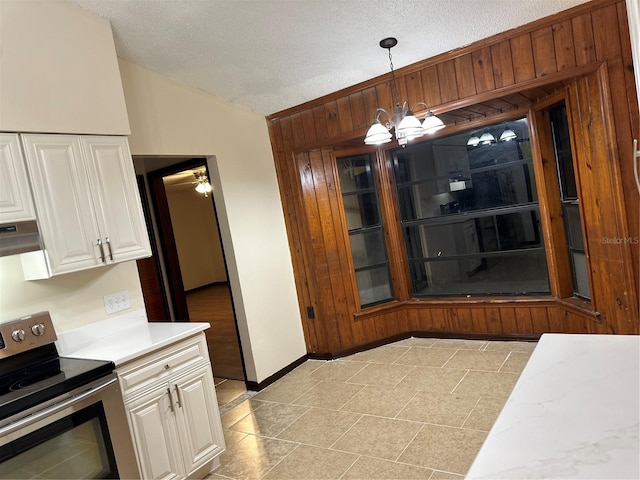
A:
[[0, 220, 42, 257]]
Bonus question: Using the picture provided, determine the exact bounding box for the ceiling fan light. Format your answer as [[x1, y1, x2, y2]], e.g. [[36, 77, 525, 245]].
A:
[[499, 128, 517, 141], [467, 135, 481, 146], [364, 120, 392, 145], [422, 112, 445, 133], [479, 132, 496, 145]]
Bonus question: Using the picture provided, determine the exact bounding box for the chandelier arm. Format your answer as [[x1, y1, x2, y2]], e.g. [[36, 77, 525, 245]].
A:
[[410, 101, 432, 114]]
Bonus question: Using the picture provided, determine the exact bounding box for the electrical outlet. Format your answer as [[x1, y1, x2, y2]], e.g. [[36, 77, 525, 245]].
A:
[[104, 290, 131, 315]]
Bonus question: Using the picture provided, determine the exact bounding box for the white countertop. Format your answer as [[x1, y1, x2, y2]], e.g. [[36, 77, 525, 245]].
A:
[[55, 309, 209, 366], [466, 333, 640, 479]]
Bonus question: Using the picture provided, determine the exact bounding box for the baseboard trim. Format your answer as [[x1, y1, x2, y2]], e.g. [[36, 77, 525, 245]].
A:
[[245, 331, 540, 390], [245, 354, 309, 391]]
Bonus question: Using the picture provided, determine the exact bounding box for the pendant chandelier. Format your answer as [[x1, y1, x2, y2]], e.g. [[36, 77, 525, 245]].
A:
[[365, 37, 445, 147], [467, 125, 517, 147]]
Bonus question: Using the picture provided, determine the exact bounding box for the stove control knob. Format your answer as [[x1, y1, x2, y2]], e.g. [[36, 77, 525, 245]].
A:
[[31, 323, 45, 336], [11, 329, 26, 342]]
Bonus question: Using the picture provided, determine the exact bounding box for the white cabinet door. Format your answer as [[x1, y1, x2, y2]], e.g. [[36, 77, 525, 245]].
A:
[[81, 136, 151, 262], [21, 134, 102, 274], [126, 387, 184, 480], [0, 133, 36, 223], [20, 134, 150, 277], [173, 365, 225, 474]]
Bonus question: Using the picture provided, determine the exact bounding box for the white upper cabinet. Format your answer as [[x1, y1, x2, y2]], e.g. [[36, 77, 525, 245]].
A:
[[0, 133, 36, 223], [20, 134, 151, 278]]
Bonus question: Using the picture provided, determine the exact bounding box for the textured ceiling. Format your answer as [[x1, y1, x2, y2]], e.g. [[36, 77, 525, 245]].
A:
[[72, 0, 590, 116]]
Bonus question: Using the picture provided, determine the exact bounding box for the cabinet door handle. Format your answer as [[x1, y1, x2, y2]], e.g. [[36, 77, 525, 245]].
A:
[[174, 384, 182, 409], [106, 237, 114, 261], [167, 387, 175, 413], [97, 239, 106, 263]]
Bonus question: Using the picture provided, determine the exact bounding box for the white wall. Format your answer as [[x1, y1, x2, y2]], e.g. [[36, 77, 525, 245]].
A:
[[118, 59, 306, 383], [0, 1, 129, 134], [166, 187, 227, 290], [0, 256, 145, 332]]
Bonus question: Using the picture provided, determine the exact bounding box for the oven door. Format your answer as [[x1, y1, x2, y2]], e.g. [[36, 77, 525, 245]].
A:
[[0, 373, 139, 479]]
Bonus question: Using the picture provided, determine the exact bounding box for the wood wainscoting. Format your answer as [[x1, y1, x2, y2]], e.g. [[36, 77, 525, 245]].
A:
[[267, 0, 639, 356]]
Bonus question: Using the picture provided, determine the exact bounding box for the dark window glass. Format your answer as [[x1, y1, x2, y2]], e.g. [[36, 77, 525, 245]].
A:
[[339, 155, 394, 307], [393, 118, 550, 296], [550, 104, 590, 299]]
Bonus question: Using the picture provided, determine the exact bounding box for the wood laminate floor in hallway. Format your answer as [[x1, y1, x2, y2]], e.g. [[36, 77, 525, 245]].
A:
[[186, 283, 245, 380]]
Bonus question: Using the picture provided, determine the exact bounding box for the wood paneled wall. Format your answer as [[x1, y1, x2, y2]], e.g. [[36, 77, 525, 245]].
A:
[[268, 0, 640, 355]]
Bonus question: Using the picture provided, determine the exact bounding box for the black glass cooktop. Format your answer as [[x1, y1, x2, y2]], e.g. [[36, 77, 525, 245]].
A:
[[0, 344, 114, 422]]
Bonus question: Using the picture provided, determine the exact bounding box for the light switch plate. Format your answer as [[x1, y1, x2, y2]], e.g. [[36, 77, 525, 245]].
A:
[[104, 290, 130, 315]]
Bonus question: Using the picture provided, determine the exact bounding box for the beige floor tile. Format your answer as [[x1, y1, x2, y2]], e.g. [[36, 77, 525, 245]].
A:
[[229, 402, 310, 437], [343, 456, 433, 479], [397, 367, 468, 393], [397, 392, 479, 427], [398, 424, 486, 474], [392, 337, 437, 348], [452, 370, 519, 398], [308, 360, 368, 382], [222, 429, 248, 446], [345, 363, 415, 387], [214, 434, 298, 480], [332, 415, 422, 461], [340, 385, 418, 418], [429, 470, 465, 479], [222, 398, 266, 429], [431, 339, 487, 350], [262, 444, 358, 479], [348, 345, 411, 364], [500, 351, 532, 373], [216, 379, 248, 405], [277, 407, 361, 448], [462, 396, 506, 431], [253, 374, 320, 404], [292, 380, 364, 409], [286, 359, 325, 379], [443, 350, 509, 371], [394, 348, 456, 367], [484, 340, 537, 353]]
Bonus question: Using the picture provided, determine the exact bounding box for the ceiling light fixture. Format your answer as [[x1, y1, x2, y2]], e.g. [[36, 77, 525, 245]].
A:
[[364, 37, 445, 147], [194, 172, 212, 197], [467, 124, 517, 147]]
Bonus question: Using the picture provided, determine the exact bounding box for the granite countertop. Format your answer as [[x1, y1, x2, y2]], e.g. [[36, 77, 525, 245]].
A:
[[55, 309, 209, 366], [466, 333, 640, 479]]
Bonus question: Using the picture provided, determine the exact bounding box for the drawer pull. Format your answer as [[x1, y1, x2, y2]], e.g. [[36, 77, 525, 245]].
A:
[[164, 364, 170, 370]]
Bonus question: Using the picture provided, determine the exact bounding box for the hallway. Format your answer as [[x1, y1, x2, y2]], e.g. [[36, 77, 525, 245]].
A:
[[187, 283, 245, 380]]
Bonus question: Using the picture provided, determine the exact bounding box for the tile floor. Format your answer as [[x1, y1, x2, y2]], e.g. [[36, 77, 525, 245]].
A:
[[209, 337, 536, 480]]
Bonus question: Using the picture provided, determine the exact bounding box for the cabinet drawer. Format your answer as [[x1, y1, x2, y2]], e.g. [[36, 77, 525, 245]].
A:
[[118, 334, 209, 399]]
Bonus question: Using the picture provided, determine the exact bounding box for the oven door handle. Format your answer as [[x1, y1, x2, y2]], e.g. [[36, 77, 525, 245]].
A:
[[0, 376, 118, 437]]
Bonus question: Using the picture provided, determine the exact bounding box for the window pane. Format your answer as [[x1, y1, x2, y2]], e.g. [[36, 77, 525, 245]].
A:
[[338, 157, 375, 193], [355, 267, 393, 306], [338, 154, 394, 308], [571, 252, 590, 299], [409, 251, 550, 296], [343, 193, 381, 229], [350, 230, 387, 269], [393, 118, 550, 296]]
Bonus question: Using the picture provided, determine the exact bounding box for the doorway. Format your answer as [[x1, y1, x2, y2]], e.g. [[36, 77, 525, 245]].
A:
[[136, 158, 246, 381]]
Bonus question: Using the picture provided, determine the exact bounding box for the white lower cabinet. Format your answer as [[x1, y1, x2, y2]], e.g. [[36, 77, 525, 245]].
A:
[[118, 334, 225, 479]]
